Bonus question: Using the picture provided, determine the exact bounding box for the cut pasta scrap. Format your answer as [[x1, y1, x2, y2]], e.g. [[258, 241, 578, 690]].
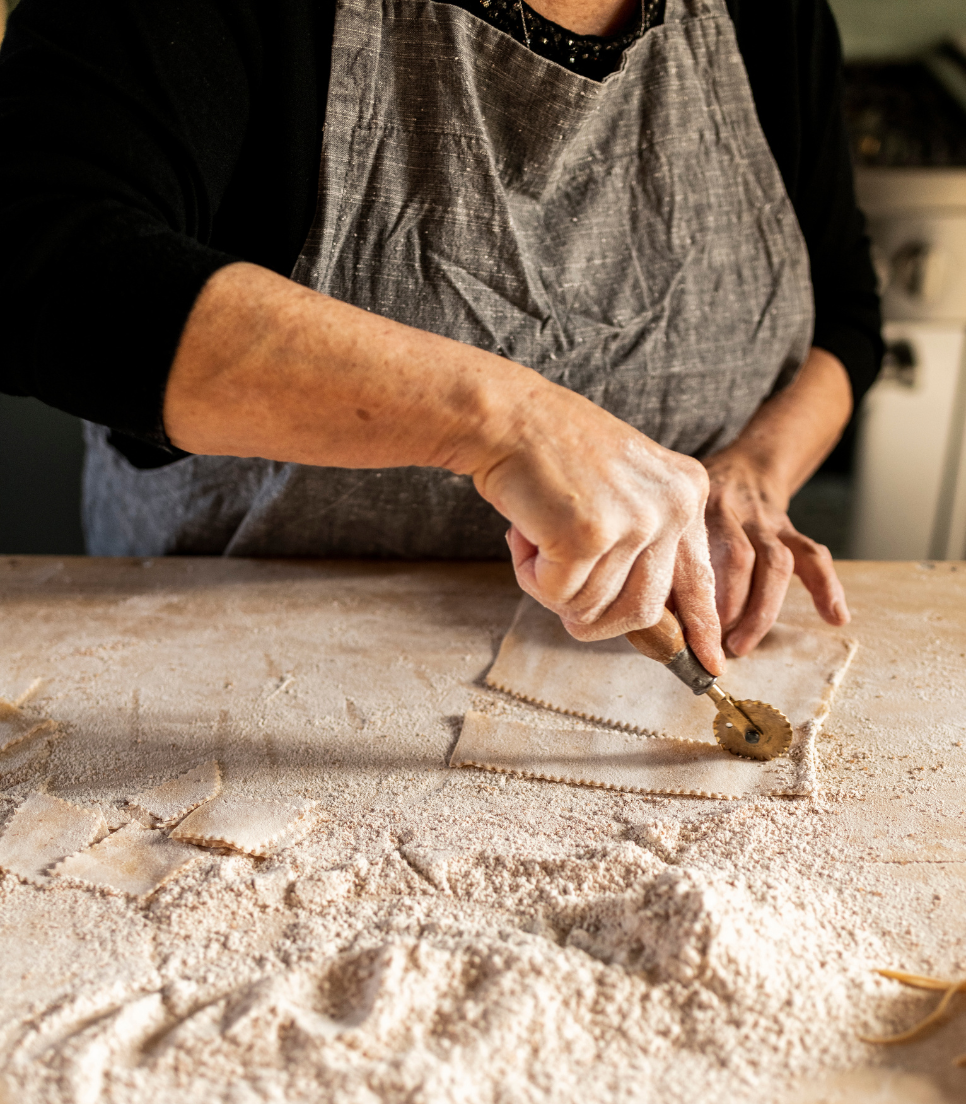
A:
[[128, 760, 221, 827], [451, 712, 806, 799], [170, 794, 320, 857], [52, 821, 202, 900], [0, 792, 108, 883], [0, 699, 57, 755]]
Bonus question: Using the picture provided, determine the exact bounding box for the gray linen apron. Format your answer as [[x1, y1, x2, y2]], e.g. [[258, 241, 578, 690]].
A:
[[83, 0, 813, 558]]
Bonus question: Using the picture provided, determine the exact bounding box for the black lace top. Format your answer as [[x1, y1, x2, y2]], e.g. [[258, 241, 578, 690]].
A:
[[456, 0, 665, 81]]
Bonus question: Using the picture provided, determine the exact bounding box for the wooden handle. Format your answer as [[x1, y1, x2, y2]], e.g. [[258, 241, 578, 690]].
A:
[[625, 608, 686, 665]]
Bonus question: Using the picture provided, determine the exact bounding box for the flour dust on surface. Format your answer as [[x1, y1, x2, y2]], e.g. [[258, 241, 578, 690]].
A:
[[1, 558, 965, 1103]]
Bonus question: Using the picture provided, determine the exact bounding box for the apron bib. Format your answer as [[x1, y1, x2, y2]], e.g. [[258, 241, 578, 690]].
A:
[[83, 0, 813, 557]]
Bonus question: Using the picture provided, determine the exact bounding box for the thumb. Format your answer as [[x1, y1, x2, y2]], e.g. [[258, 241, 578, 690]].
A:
[[506, 525, 539, 594]]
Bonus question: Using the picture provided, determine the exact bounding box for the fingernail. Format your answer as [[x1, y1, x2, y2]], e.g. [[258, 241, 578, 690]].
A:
[[833, 600, 850, 624]]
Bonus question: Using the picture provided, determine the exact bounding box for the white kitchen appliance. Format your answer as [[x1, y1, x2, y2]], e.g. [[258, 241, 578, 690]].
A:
[[849, 48, 966, 560], [850, 167, 966, 559]]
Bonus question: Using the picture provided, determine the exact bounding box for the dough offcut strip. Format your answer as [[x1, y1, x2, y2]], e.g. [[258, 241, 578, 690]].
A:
[[453, 712, 810, 798]]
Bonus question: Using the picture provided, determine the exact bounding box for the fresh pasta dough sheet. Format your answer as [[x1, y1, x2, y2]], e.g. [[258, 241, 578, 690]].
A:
[[452, 597, 857, 798]]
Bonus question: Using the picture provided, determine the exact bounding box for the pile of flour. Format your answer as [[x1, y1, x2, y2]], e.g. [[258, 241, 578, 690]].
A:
[[0, 795, 909, 1104]]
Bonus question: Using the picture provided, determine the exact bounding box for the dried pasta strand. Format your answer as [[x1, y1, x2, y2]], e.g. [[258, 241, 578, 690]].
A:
[[876, 968, 964, 992], [861, 970, 966, 1046], [860, 984, 960, 1045]]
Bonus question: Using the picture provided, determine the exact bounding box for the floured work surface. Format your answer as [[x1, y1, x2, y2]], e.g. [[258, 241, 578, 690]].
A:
[[2, 558, 966, 1104]]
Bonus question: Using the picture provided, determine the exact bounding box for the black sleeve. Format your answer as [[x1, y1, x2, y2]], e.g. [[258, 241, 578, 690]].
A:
[[0, 0, 329, 448], [729, 0, 884, 406]]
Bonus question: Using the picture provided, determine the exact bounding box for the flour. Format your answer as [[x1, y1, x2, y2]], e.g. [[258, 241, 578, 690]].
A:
[[1, 559, 965, 1104], [0, 798, 906, 1104]]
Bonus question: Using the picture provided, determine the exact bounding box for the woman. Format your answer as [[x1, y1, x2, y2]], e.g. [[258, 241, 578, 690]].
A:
[[0, 0, 881, 673]]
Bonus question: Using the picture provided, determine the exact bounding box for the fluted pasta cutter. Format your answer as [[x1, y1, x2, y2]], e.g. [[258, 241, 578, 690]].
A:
[[625, 610, 793, 761]]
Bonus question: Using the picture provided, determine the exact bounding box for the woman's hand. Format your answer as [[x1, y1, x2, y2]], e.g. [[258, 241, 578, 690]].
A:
[[704, 453, 849, 656], [474, 383, 724, 675], [701, 346, 854, 656]]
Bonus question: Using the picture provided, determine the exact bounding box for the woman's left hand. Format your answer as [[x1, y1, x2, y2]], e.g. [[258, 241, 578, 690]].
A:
[[700, 345, 855, 657], [703, 451, 849, 657]]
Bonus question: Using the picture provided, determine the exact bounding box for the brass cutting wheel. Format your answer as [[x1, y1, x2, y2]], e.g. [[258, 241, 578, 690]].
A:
[[712, 699, 793, 761]]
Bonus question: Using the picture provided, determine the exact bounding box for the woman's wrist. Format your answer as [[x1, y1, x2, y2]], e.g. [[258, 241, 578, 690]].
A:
[[432, 356, 543, 474], [703, 443, 795, 512], [703, 347, 853, 508]]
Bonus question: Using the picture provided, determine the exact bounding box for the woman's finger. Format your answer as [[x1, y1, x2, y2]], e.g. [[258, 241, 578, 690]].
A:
[[555, 504, 675, 626], [725, 529, 794, 656], [782, 530, 850, 625], [706, 510, 756, 636], [556, 540, 649, 626], [506, 525, 538, 572], [560, 537, 678, 641], [506, 523, 599, 612]]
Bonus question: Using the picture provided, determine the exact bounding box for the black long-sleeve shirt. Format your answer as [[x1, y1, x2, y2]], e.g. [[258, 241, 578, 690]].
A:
[[0, 0, 882, 458]]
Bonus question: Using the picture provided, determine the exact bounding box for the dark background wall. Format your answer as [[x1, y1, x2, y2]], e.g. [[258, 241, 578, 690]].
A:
[[1, 0, 88, 553], [1, 0, 86, 554], [0, 396, 86, 553]]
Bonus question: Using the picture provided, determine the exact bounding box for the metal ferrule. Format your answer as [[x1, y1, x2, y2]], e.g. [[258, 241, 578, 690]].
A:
[[664, 645, 718, 695]]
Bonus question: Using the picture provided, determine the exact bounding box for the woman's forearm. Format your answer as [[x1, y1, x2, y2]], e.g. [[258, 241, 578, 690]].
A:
[[708, 346, 854, 504], [163, 261, 537, 475]]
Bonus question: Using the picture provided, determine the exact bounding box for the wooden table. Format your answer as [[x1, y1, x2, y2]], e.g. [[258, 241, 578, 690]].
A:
[[1, 557, 965, 1103]]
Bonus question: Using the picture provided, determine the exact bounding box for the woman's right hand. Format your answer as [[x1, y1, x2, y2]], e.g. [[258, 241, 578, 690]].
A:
[[470, 380, 724, 675]]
